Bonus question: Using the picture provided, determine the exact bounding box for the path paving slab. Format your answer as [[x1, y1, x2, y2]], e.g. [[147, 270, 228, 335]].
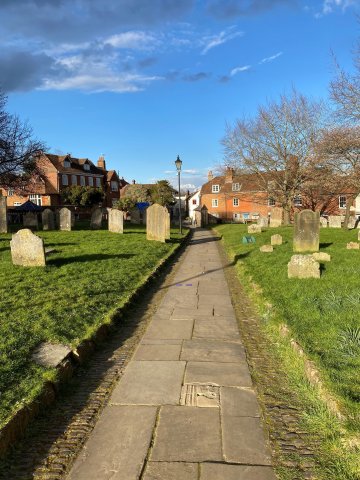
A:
[[111, 361, 185, 405], [140, 339, 183, 345], [185, 361, 253, 387], [222, 416, 272, 465], [193, 318, 240, 340], [197, 294, 233, 307], [143, 462, 198, 480], [220, 386, 260, 417], [134, 343, 181, 361], [151, 406, 222, 462], [68, 405, 156, 480], [181, 339, 245, 363], [143, 319, 193, 340], [200, 463, 277, 480]]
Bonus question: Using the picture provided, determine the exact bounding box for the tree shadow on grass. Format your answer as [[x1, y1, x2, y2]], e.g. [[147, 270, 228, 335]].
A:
[[48, 253, 135, 266], [320, 243, 333, 249]]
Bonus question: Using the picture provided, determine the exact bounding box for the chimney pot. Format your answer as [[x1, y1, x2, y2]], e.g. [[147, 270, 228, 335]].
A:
[[207, 170, 214, 181]]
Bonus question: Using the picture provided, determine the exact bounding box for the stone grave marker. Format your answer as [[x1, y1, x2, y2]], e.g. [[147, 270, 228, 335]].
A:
[[23, 212, 38, 229], [293, 209, 320, 253], [347, 242, 359, 250], [328, 215, 342, 228], [59, 207, 72, 231], [10, 228, 46, 266], [313, 252, 331, 262], [108, 208, 124, 233], [42, 209, 55, 231], [288, 254, 320, 279], [271, 234, 283, 246], [0, 193, 7, 233], [164, 207, 171, 240], [146, 203, 167, 242], [90, 207, 103, 229], [358, 230, 360, 241], [32, 342, 72, 368], [257, 215, 268, 228], [348, 216, 356, 229], [319, 217, 328, 228], [260, 245, 273, 253], [248, 224, 262, 234], [269, 207, 283, 227]]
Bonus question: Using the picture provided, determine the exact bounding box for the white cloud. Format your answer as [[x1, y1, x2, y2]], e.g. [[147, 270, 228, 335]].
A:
[[230, 65, 251, 76], [104, 31, 161, 51], [201, 28, 243, 55], [316, 0, 358, 17], [259, 51, 283, 64]]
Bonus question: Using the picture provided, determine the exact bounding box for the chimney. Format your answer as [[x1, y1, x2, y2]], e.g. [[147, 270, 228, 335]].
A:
[[207, 170, 214, 181], [132, 179, 136, 184], [225, 167, 234, 183], [97, 154, 106, 170]]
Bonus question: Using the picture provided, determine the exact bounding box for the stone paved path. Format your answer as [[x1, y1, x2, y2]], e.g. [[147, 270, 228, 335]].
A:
[[66, 229, 277, 480]]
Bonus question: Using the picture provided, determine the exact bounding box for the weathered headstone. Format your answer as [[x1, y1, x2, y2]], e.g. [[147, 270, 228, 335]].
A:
[[319, 217, 328, 228], [59, 207, 72, 231], [288, 255, 320, 279], [257, 215, 268, 228], [248, 224, 262, 234], [293, 210, 320, 253], [90, 207, 103, 229], [10, 229, 46, 266], [200, 205, 209, 227], [271, 234, 283, 246], [260, 245, 273, 253], [269, 207, 283, 227], [328, 215, 342, 228], [23, 212, 38, 229], [347, 242, 359, 250], [313, 252, 331, 262], [108, 208, 124, 233], [0, 193, 7, 233], [348, 216, 356, 229], [42, 209, 55, 231], [164, 207, 171, 240], [146, 203, 167, 242]]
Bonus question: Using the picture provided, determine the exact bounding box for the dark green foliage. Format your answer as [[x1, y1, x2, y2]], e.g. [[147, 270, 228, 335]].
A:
[[61, 186, 104, 207], [150, 180, 176, 206]]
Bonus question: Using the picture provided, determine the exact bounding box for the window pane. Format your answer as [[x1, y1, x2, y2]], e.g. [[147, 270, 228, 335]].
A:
[[62, 174, 68, 186]]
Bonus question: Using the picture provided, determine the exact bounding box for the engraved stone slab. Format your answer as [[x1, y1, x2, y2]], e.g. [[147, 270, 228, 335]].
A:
[[10, 228, 46, 266], [23, 212, 38, 228], [180, 383, 220, 407], [108, 208, 123, 233], [90, 207, 103, 229], [257, 215, 268, 228], [269, 207, 283, 227], [288, 254, 320, 279], [328, 215, 342, 228], [42, 208, 55, 231], [293, 209, 320, 253], [147, 203, 168, 242], [347, 242, 359, 249], [59, 207, 72, 231], [271, 234, 282, 246], [320, 216, 328, 228], [313, 252, 331, 262], [32, 342, 72, 367], [0, 194, 7, 233], [247, 224, 262, 234], [260, 245, 273, 253]]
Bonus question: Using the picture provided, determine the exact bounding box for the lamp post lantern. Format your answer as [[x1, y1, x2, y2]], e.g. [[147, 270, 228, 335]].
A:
[[175, 155, 182, 235]]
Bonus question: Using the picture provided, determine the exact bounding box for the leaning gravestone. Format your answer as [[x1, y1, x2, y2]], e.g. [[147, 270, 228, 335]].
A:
[[146, 203, 167, 242], [90, 207, 103, 229], [319, 217, 328, 228], [0, 194, 7, 233], [23, 212, 38, 229], [42, 209, 55, 231], [257, 215, 268, 228], [248, 225, 262, 234], [293, 210, 320, 253], [328, 215, 342, 228], [59, 207, 72, 231], [108, 208, 124, 233], [269, 207, 283, 227], [10, 229, 46, 266], [288, 255, 320, 279], [271, 234, 283, 246]]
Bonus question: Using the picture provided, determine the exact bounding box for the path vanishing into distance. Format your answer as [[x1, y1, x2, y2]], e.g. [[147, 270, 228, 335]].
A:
[[66, 228, 276, 480]]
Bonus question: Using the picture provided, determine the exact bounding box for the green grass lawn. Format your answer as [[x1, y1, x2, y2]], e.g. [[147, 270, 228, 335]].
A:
[[214, 224, 360, 479], [0, 223, 185, 427]]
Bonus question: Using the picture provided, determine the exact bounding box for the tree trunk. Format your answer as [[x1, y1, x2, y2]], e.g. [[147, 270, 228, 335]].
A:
[[342, 195, 354, 230]]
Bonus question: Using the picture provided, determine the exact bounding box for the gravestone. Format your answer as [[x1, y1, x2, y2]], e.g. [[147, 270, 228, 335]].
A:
[[269, 207, 283, 227], [319, 217, 328, 228], [130, 207, 140, 224], [42, 209, 55, 231], [164, 207, 171, 240], [358, 230, 360, 241], [348, 216, 356, 229], [260, 245, 273, 253], [0, 194, 7, 233], [328, 215, 342, 228], [271, 234, 283, 246], [288, 255, 320, 279], [313, 252, 331, 262], [59, 207, 72, 231], [248, 225, 262, 234], [146, 203, 167, 242], [90, 207, 103, 229], [108, 208, 124, 233], [347, 242, 359, 250], [257, 215, 268, 228], [10, 229, 46, 266], [23, 212, 38, 229], [293, 210, 320, 253]]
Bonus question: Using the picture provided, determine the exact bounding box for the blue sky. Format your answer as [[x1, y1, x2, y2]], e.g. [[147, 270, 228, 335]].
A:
[[1, 0, 359, 190]]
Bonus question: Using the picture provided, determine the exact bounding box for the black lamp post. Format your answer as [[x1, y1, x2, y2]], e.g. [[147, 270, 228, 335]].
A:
[[175, 155, 182, 234]]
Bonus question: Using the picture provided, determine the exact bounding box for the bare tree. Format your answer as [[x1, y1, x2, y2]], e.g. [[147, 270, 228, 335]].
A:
[[222, 89, 327, 224], [0, 90, 45, 188]]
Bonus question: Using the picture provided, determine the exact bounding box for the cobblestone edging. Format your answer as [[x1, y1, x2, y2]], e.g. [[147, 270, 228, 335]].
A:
[[218, 240, 319, 480], [0, 231, 191, 474]]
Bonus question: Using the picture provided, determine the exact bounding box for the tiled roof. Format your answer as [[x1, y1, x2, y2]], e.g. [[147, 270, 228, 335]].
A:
[[44, 153, 104, 176], [200, 172, 273, 195]]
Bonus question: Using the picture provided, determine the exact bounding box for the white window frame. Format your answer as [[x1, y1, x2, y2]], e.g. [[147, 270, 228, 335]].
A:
[[64, 160, 71, 168], [96, 177, 101, 188], [62, 174, 69, 186], [80, 176, 85, 186], [212, 184, 220, 193], [212, 198, 218, 208], [268, 197, 276, 207], [294, 195, 302, 207], [88, 177, 94, 187], [71, 175, 77, 185], [111, 181, 118, 192], [13, 202, 22, 206], [233, 198, 239, 207], [7, 188, 14, 196], [29, 194, 42, 206], [339, 195, 346, 209], [232, 183, 240, 191]]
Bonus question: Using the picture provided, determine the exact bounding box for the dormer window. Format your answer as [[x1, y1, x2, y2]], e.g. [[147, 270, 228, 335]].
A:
[[111, 181, 118, 192], [232, 183, 240, 191], [64, 160, 71, 168], [83, 163, 90, 171], [212, 184, 220, 193]]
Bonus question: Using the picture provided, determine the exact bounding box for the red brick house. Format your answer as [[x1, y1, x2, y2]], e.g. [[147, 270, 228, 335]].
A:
[[1, 153, 128, 208]]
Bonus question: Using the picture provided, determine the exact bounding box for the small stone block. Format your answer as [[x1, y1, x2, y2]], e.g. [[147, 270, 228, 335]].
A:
[[312, 252, 331, 262], [247, 225, 262, 234], [347, 242, 360, 249], [260, 245, 273, 253], [270, 234, 282, 246], [32, 342, 72, 368], [288, 254, 320, 279]]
